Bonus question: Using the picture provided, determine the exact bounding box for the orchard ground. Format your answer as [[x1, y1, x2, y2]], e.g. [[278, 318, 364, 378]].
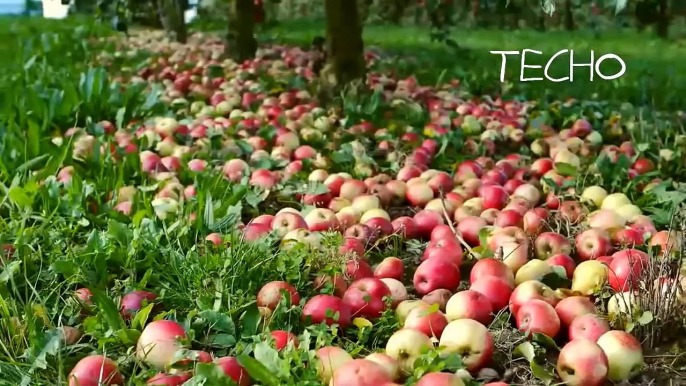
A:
[[2, 14, 686, 386]]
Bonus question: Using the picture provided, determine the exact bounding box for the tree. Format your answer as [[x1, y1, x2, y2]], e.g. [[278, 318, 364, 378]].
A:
[[227, 0, 257, 61], [158, 0, 188, 43], [563, 0, 574, 30], [323, 0, 366, 87]]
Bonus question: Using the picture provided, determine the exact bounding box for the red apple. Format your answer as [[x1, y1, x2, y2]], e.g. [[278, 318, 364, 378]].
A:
[[534, 232, 571, 260], [575, 228, 613, 261], [302, 295, 352, 328], [257, 281, 300, 310], [456, 216, 487, 246], [555, 296, 597, 326], [270, 330, 299, 351], [479, 185, 509, 210], [342, 278, 391, 320], [470, 276, 513, 311], [330, 359, 392, 386], [413, 258, 461, 295], [215, 356, 250, 386], [470, 258, 515, 288], [391, 216, 419, 239], [374, 257, 405, 281], [568, 314, 610, 342], [509, 280, 560, 316], [516, 299, 560, 338], [445, 290, 493, 325], [556, 339, 609, 386], [136, 320, 188, 370], [608, 249, 649, 292], [404, 305, 449, 339], [413, 210, 445, 239], [69, 355, 124, 386], [546, 254, 576, 279]]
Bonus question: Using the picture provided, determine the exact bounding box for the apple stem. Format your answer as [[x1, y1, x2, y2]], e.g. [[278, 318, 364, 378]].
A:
[[438, 188, 475, 258]]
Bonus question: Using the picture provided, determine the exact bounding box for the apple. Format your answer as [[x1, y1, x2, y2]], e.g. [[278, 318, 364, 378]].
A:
[[305, 208, 340, 232], [516, 299, 560, 337], [340, 237, 365, 258], [314, 275, 348, 297], [568, 314, 610, 342], [470, 258, 515, 287], [479, 185, 509, 210], [421, 289, 452, 312], [416, 372, 465, 386], [469, 276, 513, 312], [316, 346, 353, 384], [572, 260, 609, 295], [546, 253, 576, 279], [514, 259, 553, 285], [439, 319, 494, 372], [431, 224, 456, 241], [406, 182, 434, 207], [385, 329, 433, 375], [270, 330, 298, 351], [147, 373, 191, 385], [325, 174, 348, 196], [342, 278, 391, 319], [512, 183, 541, 206], [616, 204, 642, 222], [69, 355, 123, 386], [352, 195, 381, 214], [534, 232, 571, 260], [413, 210, 445, 239], [403, 304, 449, 339], [612, 228, 644, 247], [395, 300, 429, 325], [601, 193, 631, 211], [523, 209, 545, 235], [330, 197, 352, 212], [120, 291, 158, 319], [374, 257, 404, 281], [136, 320, 188, 370], [391, 216, 420, 239], [345, 224, 375, 245], [498, 239, 530, 273], [364, 216, 394, 238], [302, 295, 352, 328], [649, 230, 682, 255], [581, 186, 608, 208], [456, 216, 487, 246], [345, 258, 375, 281], [422, 237, 463, 266], [413, 258, 461, 295], [445, 290, 493, 325], [329, 359, 392, 386], [340, 180, 368, 201], [596, 330, 644, 382], [608, 249, 649, 292], [554, 296, 597, 326], [509, 280, 559, 316], [281, 228, 323, 250], [556, 339, 609, 386], [607, 291, 638, 320], [587, 209, 626, 231], [365, 353, 400, 381], [575, 228, 613, 261], [379, 278, 408, 308], [257, 281, 301, 310]]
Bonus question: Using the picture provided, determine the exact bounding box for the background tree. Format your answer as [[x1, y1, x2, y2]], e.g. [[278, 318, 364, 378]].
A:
[[227, 0, 258, 61], [323, 0, 366, 87], [158, 0, 188, 43]]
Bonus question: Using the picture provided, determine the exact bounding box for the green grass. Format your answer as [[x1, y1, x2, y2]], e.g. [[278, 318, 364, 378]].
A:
[[259, 19, 686, 110]]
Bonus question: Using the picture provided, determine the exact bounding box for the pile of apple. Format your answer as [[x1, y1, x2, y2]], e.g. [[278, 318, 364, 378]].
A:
[[57, 31, 686, 386]]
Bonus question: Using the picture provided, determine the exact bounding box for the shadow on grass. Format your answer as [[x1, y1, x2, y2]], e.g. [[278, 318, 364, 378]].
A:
[[262, 19, 685, 109]]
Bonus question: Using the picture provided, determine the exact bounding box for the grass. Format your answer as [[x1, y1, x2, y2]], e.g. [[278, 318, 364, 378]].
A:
[[254, 19, 686, 110]]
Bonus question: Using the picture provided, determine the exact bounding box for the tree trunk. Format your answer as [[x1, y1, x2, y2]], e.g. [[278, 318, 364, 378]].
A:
[[656, 0, 669, 38], [227, 0, 257, 62], [563, 0, 574, 30], [158, 0, 188, 43], [324, 0, 366, 87], [390, 0, 408, 24]]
